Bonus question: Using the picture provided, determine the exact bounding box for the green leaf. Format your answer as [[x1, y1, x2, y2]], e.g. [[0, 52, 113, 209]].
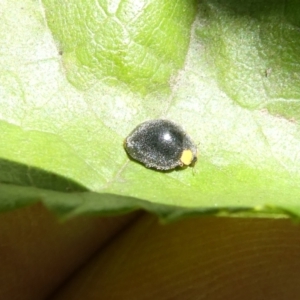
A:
[[1, 0, 300, 220]]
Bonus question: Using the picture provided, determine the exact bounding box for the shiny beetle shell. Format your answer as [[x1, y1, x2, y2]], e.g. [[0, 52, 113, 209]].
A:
[[124, 119, 197, 170]]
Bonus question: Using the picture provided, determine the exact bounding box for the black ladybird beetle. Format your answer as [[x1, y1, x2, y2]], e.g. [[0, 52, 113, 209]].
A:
[[124, 119, 197, 170]]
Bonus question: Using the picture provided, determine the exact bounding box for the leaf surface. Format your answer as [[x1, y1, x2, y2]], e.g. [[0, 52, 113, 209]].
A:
[[1, 0, 300, 220]]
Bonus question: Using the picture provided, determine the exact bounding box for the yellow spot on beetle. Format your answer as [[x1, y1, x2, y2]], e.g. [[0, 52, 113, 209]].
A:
[[180, 149, 194, 166]]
